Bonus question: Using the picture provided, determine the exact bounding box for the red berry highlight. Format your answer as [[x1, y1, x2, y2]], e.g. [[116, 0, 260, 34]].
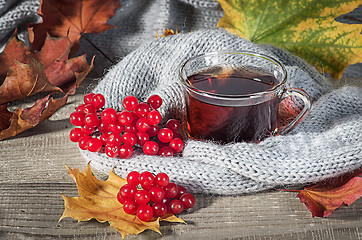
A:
[[179, 193, 196, 209], [137, 204, 153, 222], [76, 104, 85, 112], [69, 111, 85, 126], [176, 185, 187, 199], [97, 121, 109, 133], [155, 173, 169, 188], [166, 119, 180, 133], [140, 171, 155, 190], [84, 93, 95, 104], [152, 202, 167, 218], [147, 125, 160, 137], [123, 200, 138, 215], [127, 171, 140, 186], [69, 128, 84, 142], [136, 117, 151, 132], [122, 132, 137, 146], [157, 128, 173, 143], [136, 132, 149, 146], [83, 113, 99, 127], [101, 108, 118, 124], [134, 190, 151, 205], [119, 144, 134, 159], [149, 186, 165, 203], [147, 95, 162, 109], [81, 125, 95, 135], [143, 141, 159, 155], [164, 183, 178, 199], [83, 104, 96, 114], [108, 123, 124, 134], [78, 135, 92, 150], [87, 138, 102, 152], [169, 138, 184, 153], [158, 146, 174, 157], [92, 93, 105, 109], [147, 110, 162, 125], [169, 199, 184, 215], [117, 111, 133, 126], [107, 133, 122, 146], [105, 144, 119, 158], [119, 183, 137, 200], [123, 95, 138, 111], [134, 102, 151, 118], [117, 191, 125, 204]]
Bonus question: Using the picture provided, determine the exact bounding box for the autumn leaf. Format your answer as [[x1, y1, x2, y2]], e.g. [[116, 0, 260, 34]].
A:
[[0, 33, 93, 96], [28, 0, 121, 54], [32, 35, 94, 94], [0, 105, 12, 130], [60, 163, 185, 239], [32, 34, 70, 65], [0, 31, 29, 79], [217, 0, 362, 79], [281, 168, 362, 217], [40, 95, 69, 122], [0, 32, 69, 80], [156, 27, 179, 38], [0, 33, 93, 140], [43, 54, 95, 94], [0, 57, 61, 105], [0, 94, 68, 140]]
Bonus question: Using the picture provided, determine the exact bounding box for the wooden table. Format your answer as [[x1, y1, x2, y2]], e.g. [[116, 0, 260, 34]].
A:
[[1, 78, 361, 240]]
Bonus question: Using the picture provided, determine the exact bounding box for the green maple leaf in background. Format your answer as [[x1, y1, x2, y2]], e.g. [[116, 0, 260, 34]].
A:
[[217, 0, 362, 79]]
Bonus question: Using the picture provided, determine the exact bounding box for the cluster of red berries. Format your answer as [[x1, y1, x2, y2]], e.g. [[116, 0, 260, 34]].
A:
[[69, 93, 184, 158], [117, 171, 195, 222]]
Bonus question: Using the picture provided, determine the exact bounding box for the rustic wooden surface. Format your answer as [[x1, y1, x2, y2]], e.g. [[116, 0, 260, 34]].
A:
[[0, 77, 361, 240]]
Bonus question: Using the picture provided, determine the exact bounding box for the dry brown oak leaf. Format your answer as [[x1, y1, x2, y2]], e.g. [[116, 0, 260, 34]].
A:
[[28, 0, 121, 55], [296, 168, 362, 217], [60, 163, 185, 239]]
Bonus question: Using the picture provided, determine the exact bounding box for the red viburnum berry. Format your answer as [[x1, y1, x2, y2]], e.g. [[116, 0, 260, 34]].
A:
[[147, 94, 162, 109], [84, 93, 95, 104], [91, 93, 105, 109], [137, 204, 153, 222], [123, 95, 138, 111]]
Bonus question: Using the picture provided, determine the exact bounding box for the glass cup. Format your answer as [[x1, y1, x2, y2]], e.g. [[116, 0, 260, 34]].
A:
[[179, 51, 311, 143]]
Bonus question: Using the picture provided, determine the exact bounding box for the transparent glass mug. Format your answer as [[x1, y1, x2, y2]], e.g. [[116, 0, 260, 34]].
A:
[[179, 51, 311, 143]]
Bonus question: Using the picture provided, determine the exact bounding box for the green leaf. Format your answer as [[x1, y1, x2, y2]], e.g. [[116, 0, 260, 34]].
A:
[[217, 0, 362, 79]]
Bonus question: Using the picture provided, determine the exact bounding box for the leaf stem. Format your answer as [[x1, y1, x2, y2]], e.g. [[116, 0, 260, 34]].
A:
[[82, 34, 115, 65]]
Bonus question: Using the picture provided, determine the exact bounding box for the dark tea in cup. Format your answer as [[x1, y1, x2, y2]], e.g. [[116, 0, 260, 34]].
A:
[[179, 51, 311, 143], [187, 67, 279, 142]]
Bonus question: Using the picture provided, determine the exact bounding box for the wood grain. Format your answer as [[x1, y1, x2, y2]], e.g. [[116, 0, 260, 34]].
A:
[[0, 77, 361, 239], [1, 183, 361, 240]]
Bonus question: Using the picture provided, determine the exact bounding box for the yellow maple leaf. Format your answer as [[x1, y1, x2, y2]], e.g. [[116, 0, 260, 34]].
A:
[[60, 163, 185, 239], [217, 0, 362, 79], [156, 27, 179, 38]]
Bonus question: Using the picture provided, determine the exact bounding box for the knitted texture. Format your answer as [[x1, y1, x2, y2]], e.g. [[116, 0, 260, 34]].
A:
[[0, 0, 39, 48], [80, 29, 362, 195], [78, 0, 224, 76]]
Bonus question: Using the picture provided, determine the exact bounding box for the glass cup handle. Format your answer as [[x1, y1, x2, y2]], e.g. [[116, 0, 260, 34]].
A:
[[276, 88, 311, 135]]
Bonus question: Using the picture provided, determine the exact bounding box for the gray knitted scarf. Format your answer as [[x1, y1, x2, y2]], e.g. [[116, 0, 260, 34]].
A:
[[80, 29, 362, 195]]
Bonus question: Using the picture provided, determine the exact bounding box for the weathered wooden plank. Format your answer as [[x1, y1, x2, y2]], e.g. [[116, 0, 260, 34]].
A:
[[0, 183, 361, 240]]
